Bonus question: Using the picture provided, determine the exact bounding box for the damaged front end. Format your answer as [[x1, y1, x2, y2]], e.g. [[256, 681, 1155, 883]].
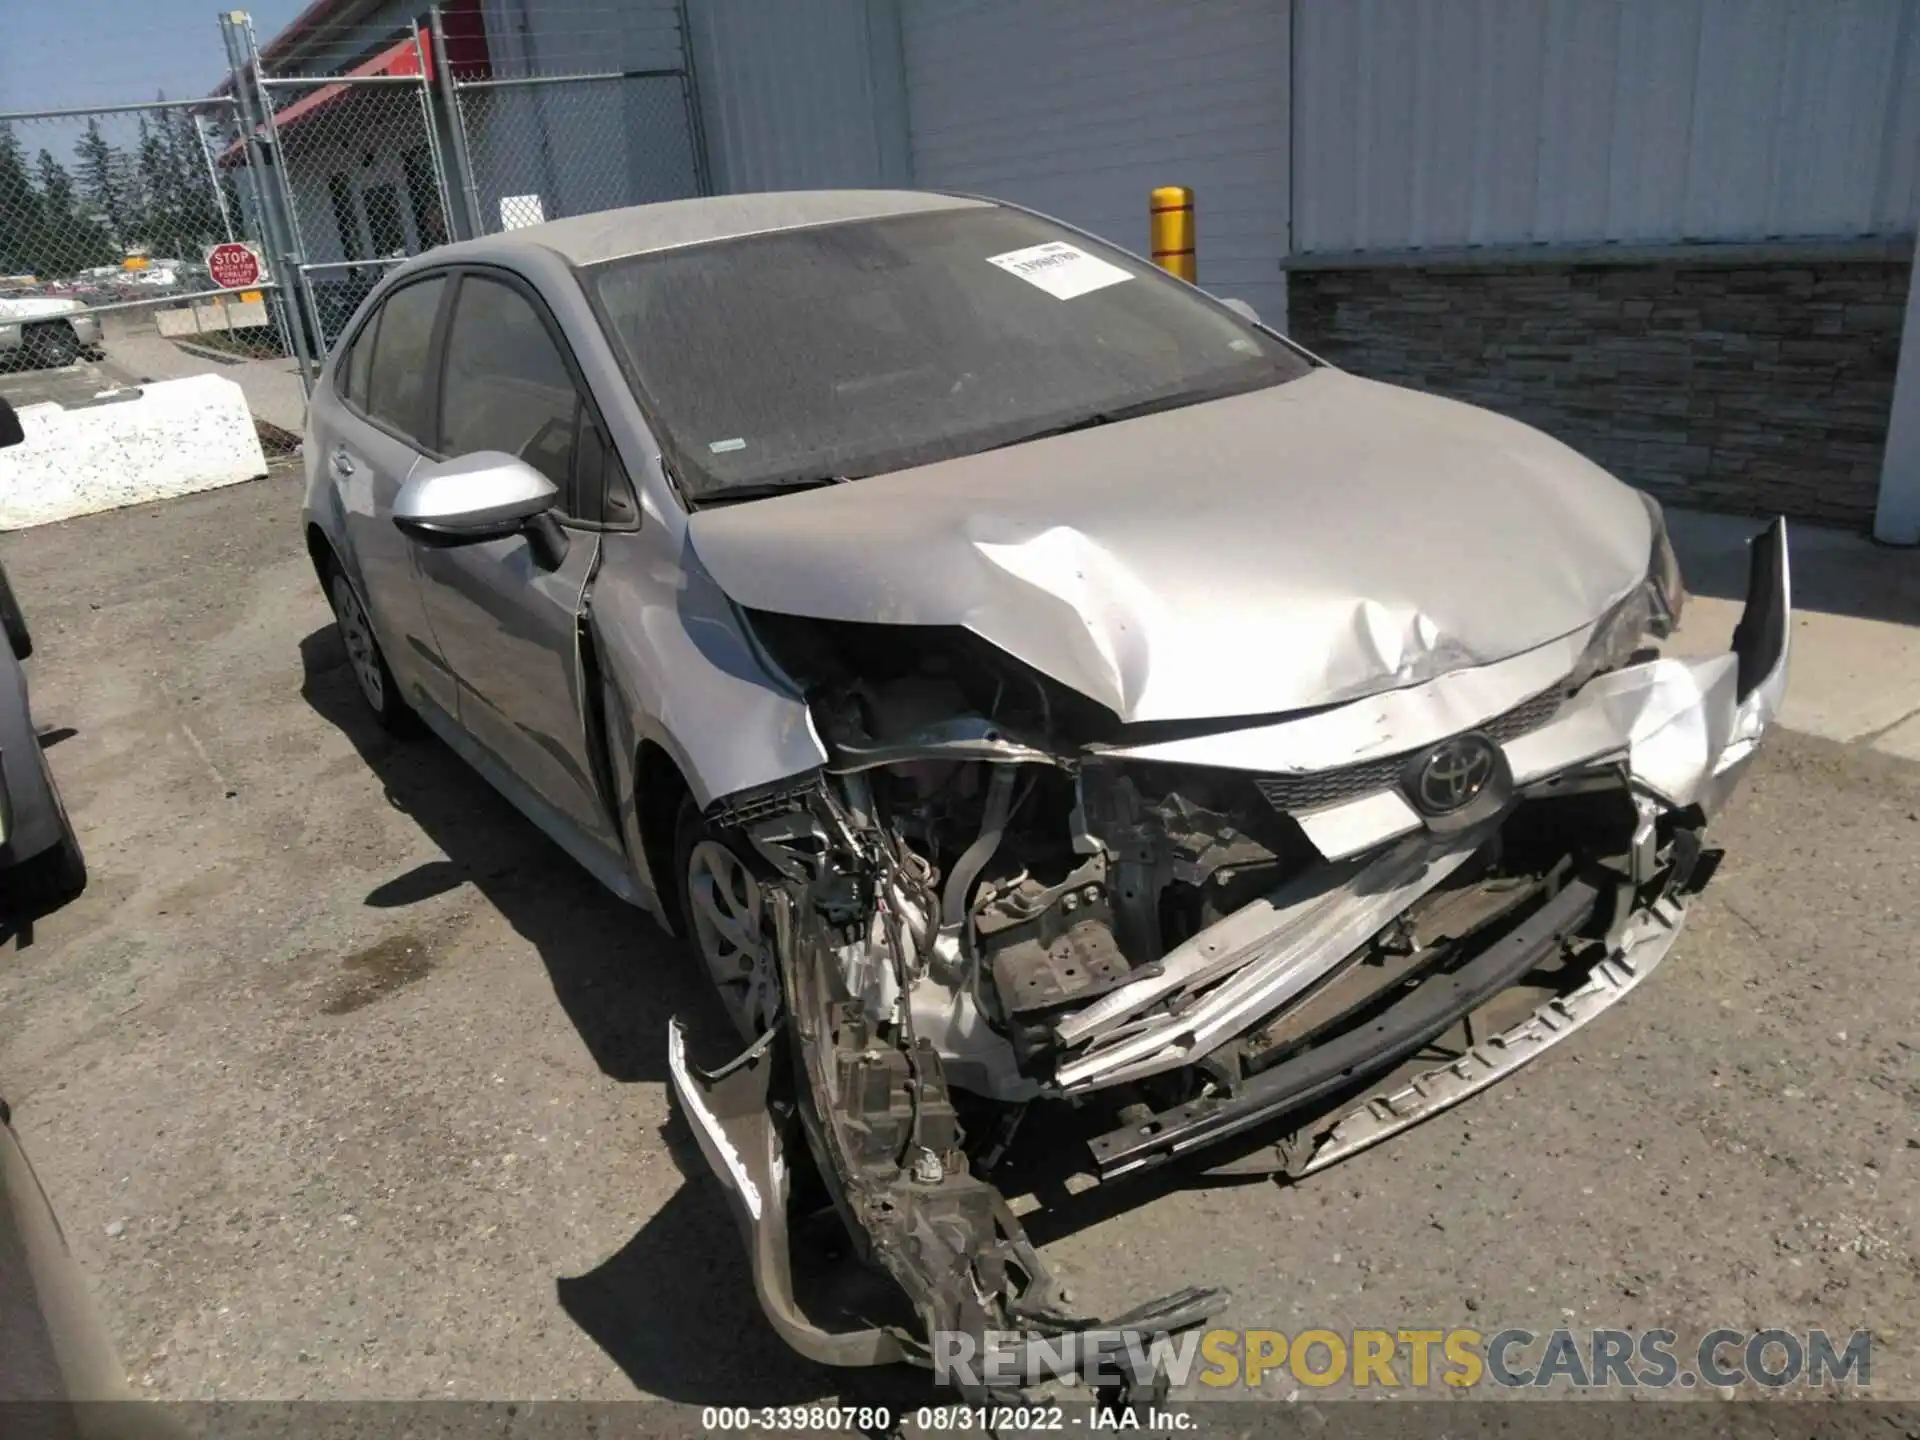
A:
[[668, 515, 1790, 1395]]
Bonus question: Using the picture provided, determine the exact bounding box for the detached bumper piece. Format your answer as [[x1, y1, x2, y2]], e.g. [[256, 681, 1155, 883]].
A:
[[667, 1019, 904, 1369], [1291, 893, 1687, 1177]]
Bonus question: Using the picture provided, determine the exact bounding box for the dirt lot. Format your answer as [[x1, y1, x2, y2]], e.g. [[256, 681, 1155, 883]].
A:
[[0, 470, 1916, 1407]]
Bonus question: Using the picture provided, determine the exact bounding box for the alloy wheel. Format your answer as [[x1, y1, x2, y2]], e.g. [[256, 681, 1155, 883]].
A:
[[330, 573, 385, 714], [685, 838, 781, 1039]]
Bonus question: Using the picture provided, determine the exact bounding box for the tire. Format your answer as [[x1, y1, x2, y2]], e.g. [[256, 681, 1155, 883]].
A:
[[0, 565, 29, 661], [322, 555, 419, 736], [23, 323, 79, 371], [5, 747, 85, 916], [672, 796, 782, 1043]]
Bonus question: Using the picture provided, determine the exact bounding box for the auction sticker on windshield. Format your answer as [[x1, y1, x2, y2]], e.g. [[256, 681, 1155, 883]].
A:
[[985, 241, 1133, 300]]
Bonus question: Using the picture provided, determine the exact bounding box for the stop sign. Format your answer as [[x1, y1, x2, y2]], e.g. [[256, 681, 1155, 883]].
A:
[[206, 242, 263, 290]]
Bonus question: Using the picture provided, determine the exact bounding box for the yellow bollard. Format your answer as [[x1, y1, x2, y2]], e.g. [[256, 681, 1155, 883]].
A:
[[1150, 185, 1196, 283]]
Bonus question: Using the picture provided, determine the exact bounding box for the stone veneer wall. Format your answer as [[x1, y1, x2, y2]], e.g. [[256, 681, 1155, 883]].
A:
[[1286, 254, 1910, 529]]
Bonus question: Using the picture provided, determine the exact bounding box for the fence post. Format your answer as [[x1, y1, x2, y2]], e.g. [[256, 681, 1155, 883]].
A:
[[191, 113, 238, 243], [242, 11, 327, 368], [429, 6, 487, 240], [219, 9, 315, 391], [408, 19, 459, 247], [674, 0, 714, 196]]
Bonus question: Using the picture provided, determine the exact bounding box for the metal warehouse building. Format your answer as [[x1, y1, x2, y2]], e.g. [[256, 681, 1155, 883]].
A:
[[234, 0, 1920, 540]]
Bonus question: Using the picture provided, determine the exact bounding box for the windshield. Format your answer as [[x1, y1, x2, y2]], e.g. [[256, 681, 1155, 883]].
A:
[[585, 204, 1312, 501]]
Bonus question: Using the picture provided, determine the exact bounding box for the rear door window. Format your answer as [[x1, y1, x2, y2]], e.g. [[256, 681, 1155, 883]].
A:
[[364, 275, 446, 445]]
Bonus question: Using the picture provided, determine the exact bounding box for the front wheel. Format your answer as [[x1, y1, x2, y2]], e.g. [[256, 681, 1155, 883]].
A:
[[672, 797, 783, 1043], [324, 558, 418, 736]]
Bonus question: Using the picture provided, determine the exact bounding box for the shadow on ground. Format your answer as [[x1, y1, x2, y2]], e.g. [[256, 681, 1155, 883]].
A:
[[299, 623, 715, 1085], [554, 1117, 930, 1409], [300, 623, 865, 1402]]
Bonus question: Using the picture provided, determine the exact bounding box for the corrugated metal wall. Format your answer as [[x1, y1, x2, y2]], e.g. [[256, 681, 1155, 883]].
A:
[[476, 0, 684, 74], [685, 0, 910, 193], [466, 0, 693, 230], [1295, 0, 1920, 254], [898, 0, 1292, 320]]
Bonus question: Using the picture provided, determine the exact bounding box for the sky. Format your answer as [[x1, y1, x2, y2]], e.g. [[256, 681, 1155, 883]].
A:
[[0, 0, 308, 115], [1, 0, 312, 186]]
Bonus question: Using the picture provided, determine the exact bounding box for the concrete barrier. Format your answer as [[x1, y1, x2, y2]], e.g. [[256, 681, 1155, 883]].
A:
[[154, 299, 271, 338], [0, 373, 270, 531]]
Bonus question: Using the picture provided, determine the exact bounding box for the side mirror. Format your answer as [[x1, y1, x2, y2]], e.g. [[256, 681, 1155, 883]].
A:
[[393, 452, 558, 546], [1218, 297, 1260, 325], [0, 397, 24, 450]]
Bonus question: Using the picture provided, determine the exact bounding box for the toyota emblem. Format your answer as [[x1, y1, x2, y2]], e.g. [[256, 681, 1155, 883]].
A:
[[1410, 734, 1499, 816]]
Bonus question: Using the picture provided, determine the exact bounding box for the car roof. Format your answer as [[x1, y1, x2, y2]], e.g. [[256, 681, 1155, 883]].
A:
[[428, 190, 994, 269]]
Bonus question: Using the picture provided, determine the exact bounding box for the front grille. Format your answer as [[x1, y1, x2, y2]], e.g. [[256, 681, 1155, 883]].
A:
[[1255, 686, 1566, 816]]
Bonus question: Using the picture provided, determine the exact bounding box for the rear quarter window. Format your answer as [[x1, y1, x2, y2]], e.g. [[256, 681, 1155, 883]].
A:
[[342, 320, 375, 404]]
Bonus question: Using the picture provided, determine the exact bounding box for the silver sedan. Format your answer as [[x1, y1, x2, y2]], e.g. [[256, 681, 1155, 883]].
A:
[[303, 189, 1789, 1398]]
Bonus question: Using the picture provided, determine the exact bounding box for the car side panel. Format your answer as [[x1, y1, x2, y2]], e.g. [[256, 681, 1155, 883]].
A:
[[323, 245, 827, 913], [306, 381, 457, 721], [591, 528, 827, 816], [0, 1115, 146, 1407], [470, 247, 828, 882], [0, 649, 60, 866], [415, 526, 623, 855]]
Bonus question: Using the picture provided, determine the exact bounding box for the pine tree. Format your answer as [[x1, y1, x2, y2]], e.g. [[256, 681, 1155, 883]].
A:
[[35, 150, 116, 272], [74, 118, 132, 253], [122, 100, 229, 262], [166, 109, 226, 252], [0, 125, 46, 275], [35, 150, 76, 215], [135, 114, 170, 253]]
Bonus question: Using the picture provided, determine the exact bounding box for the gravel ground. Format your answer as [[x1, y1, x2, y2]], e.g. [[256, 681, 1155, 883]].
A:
[[0, 470, 1914, 1410]]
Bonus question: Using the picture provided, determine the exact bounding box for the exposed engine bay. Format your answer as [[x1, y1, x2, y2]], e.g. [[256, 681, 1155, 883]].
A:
[[667, 517, 1790, 1400]]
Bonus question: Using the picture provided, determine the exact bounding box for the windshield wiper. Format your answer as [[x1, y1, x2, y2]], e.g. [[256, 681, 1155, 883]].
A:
[[981, 381, 1261, 454], [693, 473, 853, 507]]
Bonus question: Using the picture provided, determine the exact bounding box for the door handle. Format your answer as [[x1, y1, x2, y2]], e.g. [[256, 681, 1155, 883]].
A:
[[330, 446, 356, 478]]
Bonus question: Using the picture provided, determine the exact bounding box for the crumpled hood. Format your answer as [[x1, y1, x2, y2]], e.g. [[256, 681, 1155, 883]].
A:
[[687, 368, 1653, 724]]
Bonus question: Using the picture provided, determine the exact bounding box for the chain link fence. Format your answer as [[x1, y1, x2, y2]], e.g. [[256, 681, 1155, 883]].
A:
[[0, 98, 304, 456], [431, 0, 706, 238], [254, 45, 454, 352], [448, 74, 703, 236], [1, 4, 712, 451]]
